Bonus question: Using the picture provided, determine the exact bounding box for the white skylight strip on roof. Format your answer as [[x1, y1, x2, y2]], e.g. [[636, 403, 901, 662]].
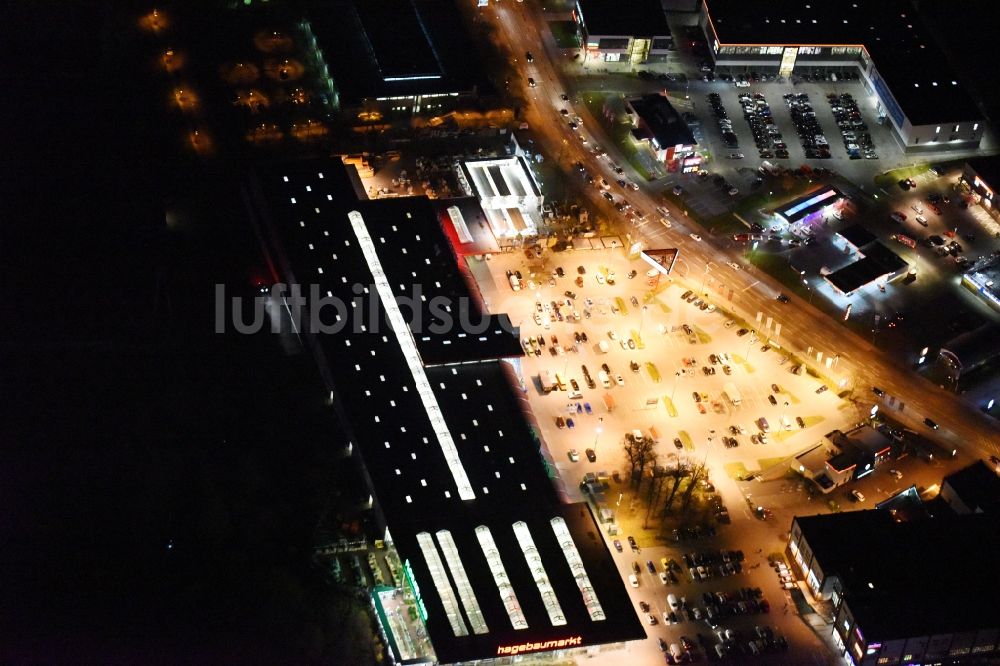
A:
[[349, 211, 475, 501], [474, 526, 528, 630], [436, 530, 489, 635], [446, 206, 474, 244], [416, 532, 470, 637], [512, 522, 566, 626], [550, 517, 606, 622]]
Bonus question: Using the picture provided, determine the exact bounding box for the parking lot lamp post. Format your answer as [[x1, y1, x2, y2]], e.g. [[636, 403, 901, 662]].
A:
[[593, 425, 603, 454], [638, 305, 648, 336], [670, 370, 682, 402]]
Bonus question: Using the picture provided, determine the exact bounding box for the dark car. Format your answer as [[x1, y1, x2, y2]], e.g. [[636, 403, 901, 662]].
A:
[[776, 293, 790, 303], [872, 387, 885, 397], [628, 535, 639, 552], [923, 417, 940, 430], [647, 560, 656, 574], [674, 437, 684, 450], [586, 448, 597, 462]]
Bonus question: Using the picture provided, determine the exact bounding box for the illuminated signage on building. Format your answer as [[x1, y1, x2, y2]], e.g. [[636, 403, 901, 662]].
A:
[[974, 176, 994, 201], [403, 559, 428, 622], [497, 636, 583, 656]]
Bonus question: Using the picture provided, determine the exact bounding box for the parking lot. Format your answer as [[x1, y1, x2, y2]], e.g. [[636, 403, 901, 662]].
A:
[[470, 246, 853, 663], [673, 78, 906, 195]]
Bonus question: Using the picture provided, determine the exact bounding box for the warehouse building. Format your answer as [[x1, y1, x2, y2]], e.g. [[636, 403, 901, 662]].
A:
[[625, 94, 699, 170], [302, 0, 496, 117], [788, 511, 1000, 664], [699, 0, 986, 152], [246, 159, 645, 665], [574, 0, 673, 64]]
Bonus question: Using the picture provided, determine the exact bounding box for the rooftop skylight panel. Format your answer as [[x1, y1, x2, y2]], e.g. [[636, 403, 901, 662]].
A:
[[416, 532, 470, 637], [512, 522, 566, 626], [550, 517, 606, 622], [475, 526, 528, 630], [435, 530, 489, 635]]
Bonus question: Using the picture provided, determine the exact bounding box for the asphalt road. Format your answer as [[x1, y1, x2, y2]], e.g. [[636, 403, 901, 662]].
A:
[[478, 0, 1000, 460]]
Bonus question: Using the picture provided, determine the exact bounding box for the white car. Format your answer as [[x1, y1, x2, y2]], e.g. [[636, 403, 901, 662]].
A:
[[568, 449, 580, 462], [608, 330, 618, 340], [915, 215, 928, 227], [851, 489, 866, 503], [689, 233, 702, 242], [659, 572, 669, 585], [911, 203, 924, 214], [615, 374, 624, 386], [596, 273, 606, 285], [728, 261, 741, 270], [533, 313, 543, 326]]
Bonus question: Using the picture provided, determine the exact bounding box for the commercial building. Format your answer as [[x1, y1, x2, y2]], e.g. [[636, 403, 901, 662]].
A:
[[625, 94, 699, 170], [459, 155, 543, 241], [788, 511, 1000, 664], [940, 460, 1000, 515], [246, 159, 644, 664], [795, 425, 894, 493], [699, 0, 986, 152], [937, 322, 1000, 386], [962, 156, 1000, 213], [961, 256, 1000, 313], [824, 241, 907, 297], [301, 0, 495, 117], [574, 0, 673, 64]]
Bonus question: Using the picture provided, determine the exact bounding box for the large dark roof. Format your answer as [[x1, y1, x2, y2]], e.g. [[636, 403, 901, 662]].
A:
[[627, 94, 696, 149], [825, 242, 906, 294], [309, 0, 493, 104], [966, 156, 1000, 190], [943, 461, 1000, 514], [940, 322, 1000, 372], [248, 159, 644, 663], [837, 224, 877, 250], [703, 0, 982, 125], [795, 511, 1000, 640], [577, 0, 670, 38]]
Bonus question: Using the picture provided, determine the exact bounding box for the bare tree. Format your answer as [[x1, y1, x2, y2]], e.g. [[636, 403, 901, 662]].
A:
[[661, 454, 691, 515], [680, 460, 708, 512], [623, 435, 657, 487]]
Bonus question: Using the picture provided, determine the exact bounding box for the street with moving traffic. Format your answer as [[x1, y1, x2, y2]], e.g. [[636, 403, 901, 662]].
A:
[[474, 0, 1000, 460]]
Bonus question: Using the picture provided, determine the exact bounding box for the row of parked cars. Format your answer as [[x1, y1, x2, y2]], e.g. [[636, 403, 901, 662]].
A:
[[784, 93, 831, 159], [712, 624, 789, 660], [682, 550, 745, 581], [739, 92, 789, 160], [708, 93, 739, 153], [827, 92, 877, 159]]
